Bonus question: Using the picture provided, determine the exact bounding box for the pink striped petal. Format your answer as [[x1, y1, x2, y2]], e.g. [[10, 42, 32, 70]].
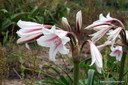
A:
[[88, 40, 103, 73], [17, 20, 43, 29], [110, 46, 123, 61], [92, 25, 112, 31], [16, 28, 42, 37], [17, 33, 43, 44], [49, 40, 62, 61], [89, 27, 111, 43], [37, 25, 70, 61], [85, 13, 115, 29], [107, 27, 122, 43]]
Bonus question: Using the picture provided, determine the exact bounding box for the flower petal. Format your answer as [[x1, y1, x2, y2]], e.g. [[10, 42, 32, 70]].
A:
[[17, 20, 43, 29], [49, 45, 59, 61], [85, 21, 105, 29], [85, 13, 115, 29], [49, 40, 62, 61], [89, 27, 111, 43], [107, 27, 122, 43], [99, 13, 106, 21], [88, 40, 103, 73], [92, 25, 112, 31], [60, 36, 70, 45], [58, 44, 69, 54], [17, 33, 43, 44], [37, 35, 57, 47], [97, 41, 112, 51], [96, 66, 102, 73], [16, 28, 42, 37], [25, 43, 31, 50], [110, 46, 123, 61]]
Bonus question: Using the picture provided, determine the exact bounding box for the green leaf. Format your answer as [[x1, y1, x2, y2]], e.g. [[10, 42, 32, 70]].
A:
[[1, 19, 12, 30], [0, 9, 8, 13], [87, 69, 95, 85], [78, 79, 87, 85], [38, 80, 63, 85], [45, 64, 69, 85], [55, 63, 73, 83], [10, 12, 27, 20], [80, 57, 91, 65], [31, 6, 38, 14], [66, 54, 74, 65], [42, 58, 73, 83], [24, 68, 60, 82], [79, 58, 91, 68]]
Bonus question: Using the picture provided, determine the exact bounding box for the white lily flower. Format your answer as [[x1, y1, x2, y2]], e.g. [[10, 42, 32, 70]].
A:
[[106, 27, 122, 44], [110, 46, 123, 61], [16, 20, 44, 44], [62, 17, 71, 30], [85, 13, 115, 29], [76, 10, 82, 30], [37, 26, 70, 61], [90, 27, 111, 43], [88, 40, 103, 73]]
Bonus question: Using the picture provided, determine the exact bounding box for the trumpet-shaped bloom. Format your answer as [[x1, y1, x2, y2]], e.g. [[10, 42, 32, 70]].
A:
[[16, 20, 44, 44], [37, 26, 70, 61], [88, 40, 103, 73], [110, 46, 123, 61], [76, 10, 82, 31], [85, 13, 115, 29]]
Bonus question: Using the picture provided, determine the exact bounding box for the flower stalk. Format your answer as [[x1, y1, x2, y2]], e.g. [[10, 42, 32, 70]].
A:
[[73, 62, 80, 85], [72, 44, 80, 85], [118, 51, 127, 85]]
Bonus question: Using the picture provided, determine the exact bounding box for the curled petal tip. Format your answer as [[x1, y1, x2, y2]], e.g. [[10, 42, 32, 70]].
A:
[[96, 67, 102, 74], [99, 13, 104, 19], [25, 43, 31, 50], [106, 12, 110, 18]]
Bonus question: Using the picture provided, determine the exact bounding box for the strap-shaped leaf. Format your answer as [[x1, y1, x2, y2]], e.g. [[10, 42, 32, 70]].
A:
[[24, 68, 61, 82], [45, 64, 69, 85], [87, 69, 95, 85], [38, 80, 64, 85], [43, 58, 73, 82]]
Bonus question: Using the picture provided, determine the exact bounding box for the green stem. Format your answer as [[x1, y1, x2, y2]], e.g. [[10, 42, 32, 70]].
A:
[[118, 52, 126, 85], [73, 62, 80, 85]]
